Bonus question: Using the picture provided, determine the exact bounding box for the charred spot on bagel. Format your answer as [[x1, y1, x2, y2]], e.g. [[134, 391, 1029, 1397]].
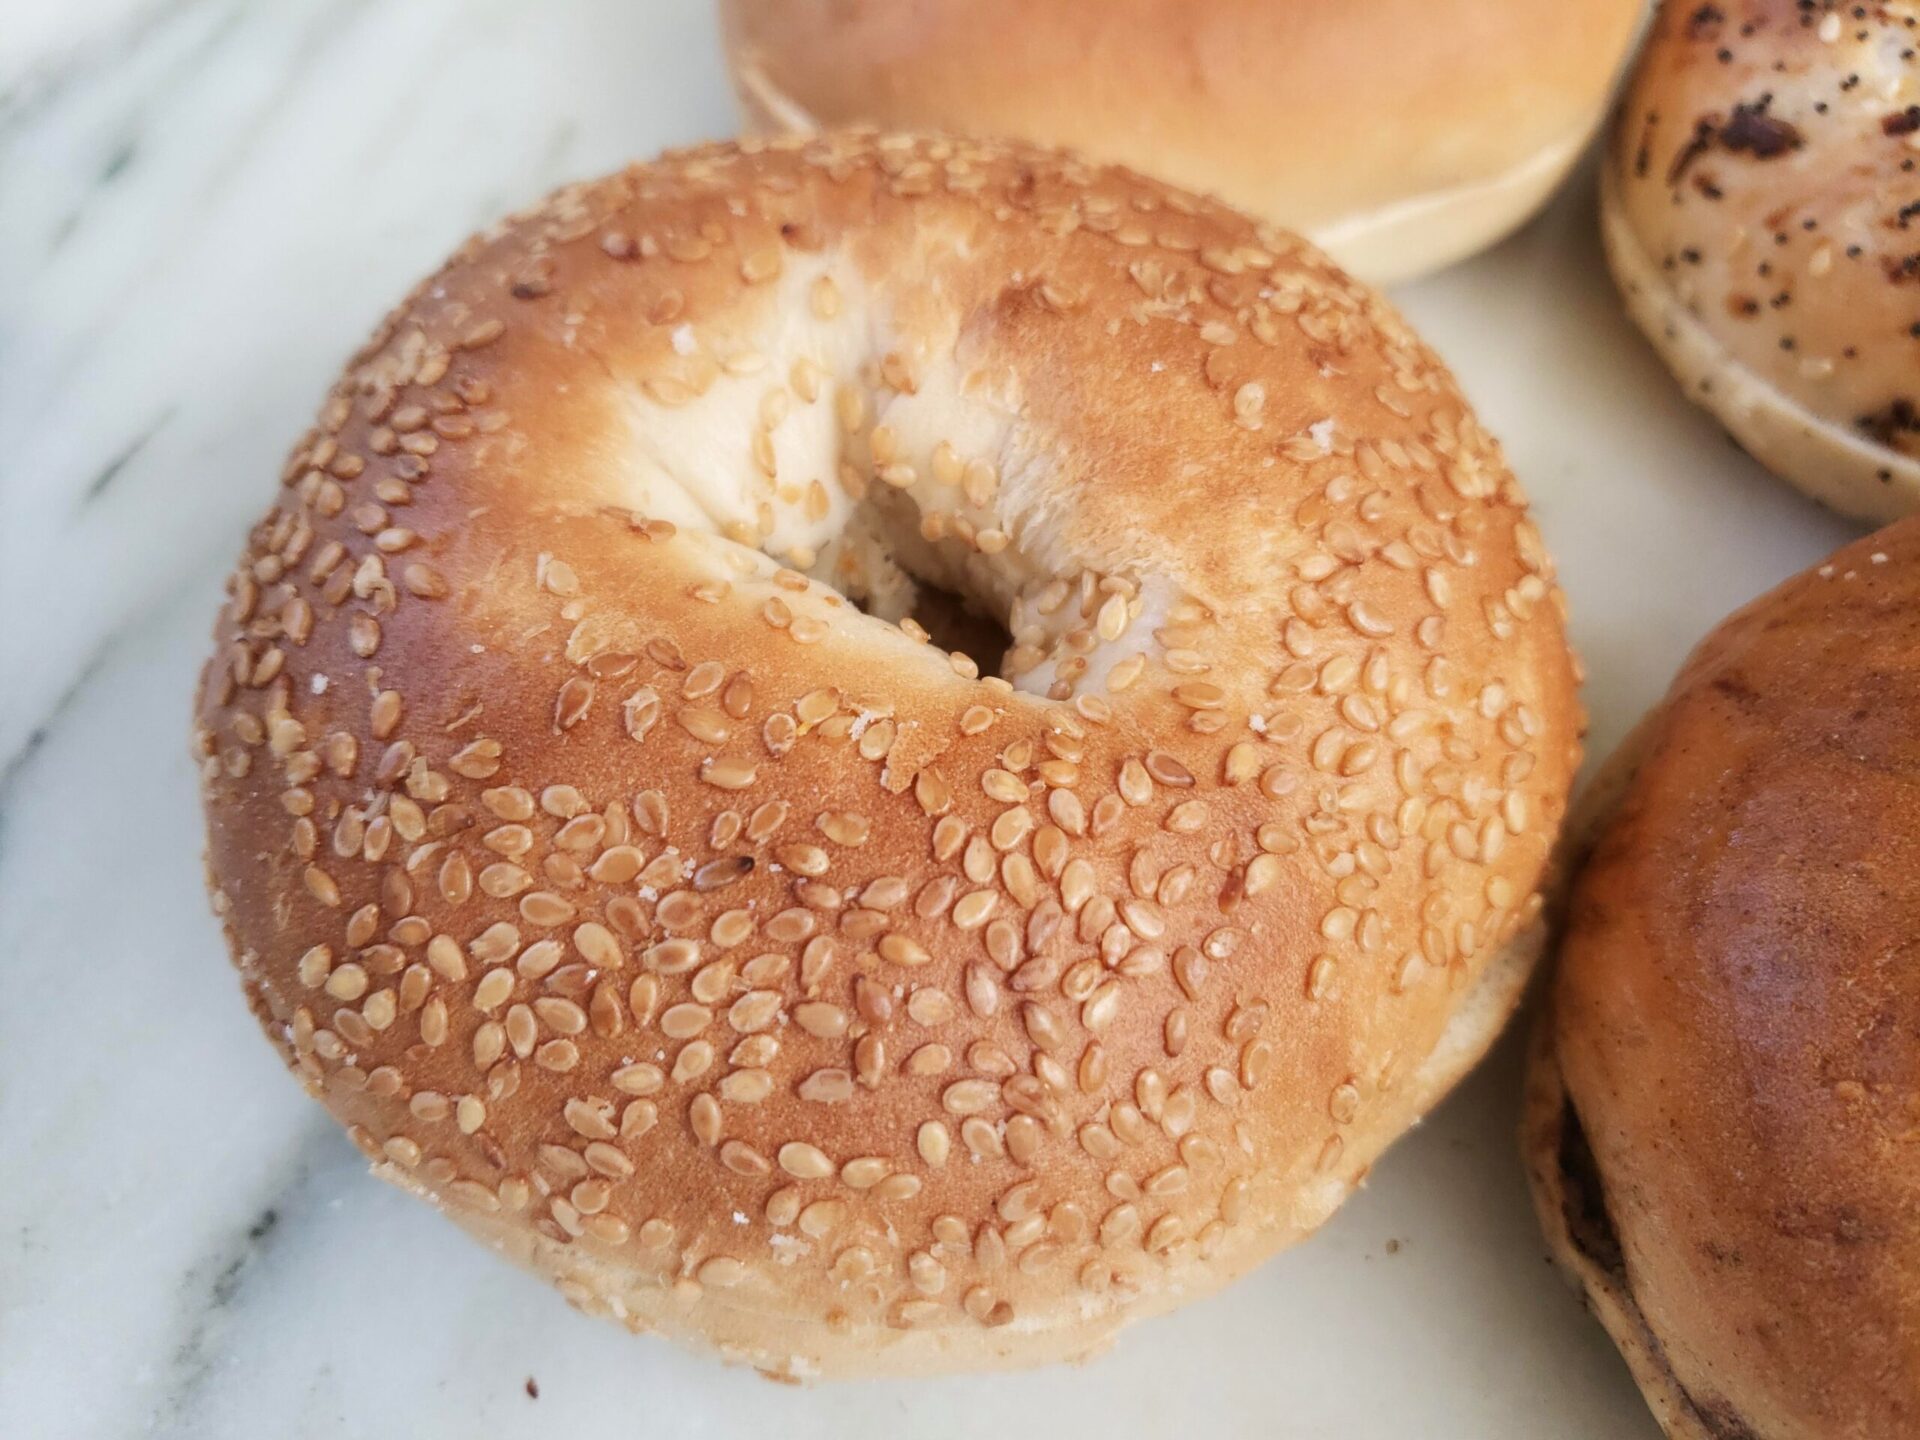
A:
[[1718, 96, 1804, 160], [1552, 1089, 1769, 1440], [1555, 1097, 1624, 1279], [1686, 4, 1725, 40], [1688, 1399, 1764, 1440], [1668, 97, 1802, 188], [1858, 397, 1920, 447], [1665, 119, 1714, 188], [194, 131, 1580, 1375]]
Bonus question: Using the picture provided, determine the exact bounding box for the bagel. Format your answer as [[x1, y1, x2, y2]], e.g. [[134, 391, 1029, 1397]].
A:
[[718, 0, 1648, 285], [1603, 0, 1920, 522], [195, 131, 1581, 1378], [1525, 516, 1920, 1438]]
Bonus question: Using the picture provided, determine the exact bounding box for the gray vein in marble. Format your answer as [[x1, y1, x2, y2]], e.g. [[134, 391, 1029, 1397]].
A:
[[13, 0, 291, 400], [0, 639, 113, 807], [181, 0, 380, 219], [78, 403, 175, 506], [4, 0, 742, 778], [47, 135, 145, 251], [100, 135, 138, 181], [4, 0, 428, 771], [0, 545, 220, 795], [149, 1119, 345, 1437], [346, 21, 581, 231], [0, 0, 213, 134]]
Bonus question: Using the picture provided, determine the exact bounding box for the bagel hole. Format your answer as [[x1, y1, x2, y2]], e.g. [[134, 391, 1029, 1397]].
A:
[[832, 518, 1014, 679], [903, 581, 1011, 679], [806, 480, 1021, 681]]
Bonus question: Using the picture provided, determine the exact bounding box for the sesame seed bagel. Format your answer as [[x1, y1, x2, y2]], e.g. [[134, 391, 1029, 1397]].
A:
[[1525, 517, 1920, 1438], [718, 0, 1647, 285], [196, 132, 1581, 1378], [1604, 0, 1920, 522]]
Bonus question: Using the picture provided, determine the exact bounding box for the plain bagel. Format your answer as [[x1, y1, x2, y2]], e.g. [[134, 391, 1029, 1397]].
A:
[[719, 0, 1648, 285], [1604, 0, 1920, 522], [196, 132, 1582, 1378], [1526, 516, 1920, 1438]]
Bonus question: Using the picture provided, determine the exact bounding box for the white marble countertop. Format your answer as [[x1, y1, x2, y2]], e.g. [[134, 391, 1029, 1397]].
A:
[[0, 3, 1864, 1436]]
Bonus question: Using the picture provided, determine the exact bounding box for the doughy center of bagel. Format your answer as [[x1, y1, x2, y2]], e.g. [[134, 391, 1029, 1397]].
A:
[[610, 257, 1165, 696]]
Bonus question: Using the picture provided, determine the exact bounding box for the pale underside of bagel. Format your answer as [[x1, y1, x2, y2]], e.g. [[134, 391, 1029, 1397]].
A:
[[197, 133, 1581, 1377], [727, 48, 1599, 289], [1303, 132, 1592, 292], [717, 0, 1649, 286], [1601, 165, 1920, 525]]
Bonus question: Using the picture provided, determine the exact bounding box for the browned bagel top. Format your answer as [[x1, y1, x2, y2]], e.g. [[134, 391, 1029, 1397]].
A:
[[1555, 515, 1920, 1437]]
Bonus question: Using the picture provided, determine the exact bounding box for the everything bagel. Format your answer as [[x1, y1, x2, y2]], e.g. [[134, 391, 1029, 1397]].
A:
[[1604, 0, 1920, 521], [195, 132, 1581, 1377]]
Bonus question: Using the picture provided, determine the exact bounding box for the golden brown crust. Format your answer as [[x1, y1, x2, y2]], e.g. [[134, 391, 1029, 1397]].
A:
[[1606, 0, 1920, 521], [1527, 515, 1920, 1437], [1524, 1022, 1726, 1440], [196, 132, 1581, 1377], [719, 0, 1645, 284]]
